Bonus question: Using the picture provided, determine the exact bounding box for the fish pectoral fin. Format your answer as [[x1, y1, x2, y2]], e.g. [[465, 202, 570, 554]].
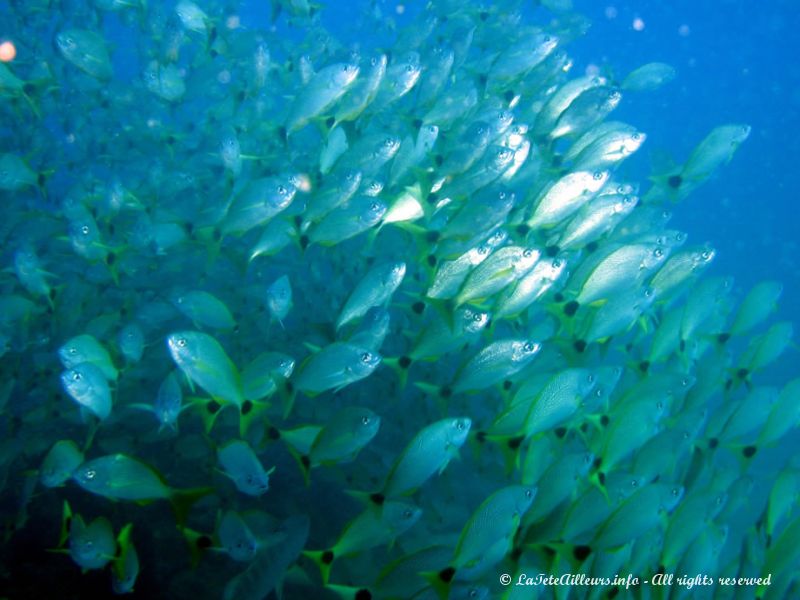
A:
[[303, 342, 323, 353]]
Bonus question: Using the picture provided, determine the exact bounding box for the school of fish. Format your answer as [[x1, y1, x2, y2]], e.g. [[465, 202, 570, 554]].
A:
[[0, 0, 797, 599]]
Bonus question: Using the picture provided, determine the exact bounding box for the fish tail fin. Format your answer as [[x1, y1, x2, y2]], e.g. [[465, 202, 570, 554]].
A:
[[238, 400, 270, 438], [424, 296, 457, 330], [413, 381, 441, 397], [82, 419, 99, 453], [180, 525, 213, 569], [193, 226, 223, 268], [283, 443, 312, 486], [547, 541, 593, 570], [302, 549, 335, 585], [281, 380, 297, 419], [421, 568, 454, 600], [21, 89, 42, 120], [345, 489, 386, 508], [547, 298, 580, 337], [502, 436, 525, 475], [588, 470, 610, 503], [644, 169, 685, 204], [58, 500, 72, 548], [382, 356, 410, 389], [170, 486, 214, 528], [484, 433, 524, 475], [269, 0, 282, 23], [192, 397, 227, 434], [414, 381, 452, 413]]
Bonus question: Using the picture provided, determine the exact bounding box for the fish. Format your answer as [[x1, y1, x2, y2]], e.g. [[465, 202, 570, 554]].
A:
[[266, 275, 293, 326], [56, 29, 113, 80], [305, 500, 422, 584], [380, 417, 472, 498], [292, 342, 381, 396], [217, 440, 275, 497], [73, 453, 212, 524], [621, 62, 677, 92], [0, 153, 38, 192], [217, 510, 259, 562], [0, 0, 792, 597], [336, 262, 406, 331], [285, 62, 360, 135], [59, 334, 118, 381], [40, 440, 85, 488], [60, 362, 113, 421], [65, 512, 117, 571], [111, 524, 140, 594], [167, 331, 243, 408]]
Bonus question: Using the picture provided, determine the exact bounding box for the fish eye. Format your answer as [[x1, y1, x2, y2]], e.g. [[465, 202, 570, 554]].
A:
[[360, 352, 372, 363], [277, 185, 287, 194], [587, 374, 595, 383], [402, 508, 414, 519], [370, 57, 378, 66], [701, 250, 712, 260], [523, 248, 534, 258], [369, 201, 380, 211], [245, 475, 254, 485], [72, 371, 82, 381], [85, 469, 96, 480], [523, 341, 535, 352], [456, 420, 465, 431], [473, 313, 483, 322], [361, 416, 370, 425], [176, 337, 187, 347], [632, 132, 641, 140], [68, 347, 78, 355], [631, 479, 638, 487], [653, 247, 664, 258], [592, 171, 604, 181], [524, 488, 533, 499], [544, 35, 552, 42], [80, 225, 90, 235], [672, 487, 680, 497], [656, 400, 664, 411], [405, 65, 414, 73]]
